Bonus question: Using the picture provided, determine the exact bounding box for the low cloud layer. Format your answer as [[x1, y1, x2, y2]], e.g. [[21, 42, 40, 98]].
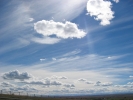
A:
[[87, 0, 114, 25], [34, 20, 86, 39], [94, 81, 113, 86], [63, 84, 75, 88], [0, 82, 15, 87], [2, 70, 32, 81], [23, 79, 62, 86]]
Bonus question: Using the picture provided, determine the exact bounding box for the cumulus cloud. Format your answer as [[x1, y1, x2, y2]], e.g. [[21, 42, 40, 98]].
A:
[[0, 82, 15, 87], [78, 78, 93, 84], [63, 84, 75, 88], [58, 76, 67, 79], [78, 78, 87, 82], [86, 0, 114, 25], [86, 81, 93, 84], [94, 81, 113, 86], [34, 20, 86, 39], [50, 75, 67, 79], [46, 75, 67, 80], [23, 79, 62, 86], [2, 70, 32, 81], [101, 82, 113, 86], [112, 0, 119, 3], [127, 82, 133, 85], [94, 81, 101, 86], [10, 85, 36, 92]]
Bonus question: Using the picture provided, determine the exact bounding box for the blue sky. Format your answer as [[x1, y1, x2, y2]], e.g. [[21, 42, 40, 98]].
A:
[[0, 0, 133, 96]]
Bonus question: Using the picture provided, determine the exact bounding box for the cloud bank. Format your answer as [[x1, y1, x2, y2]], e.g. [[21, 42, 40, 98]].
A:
[[2, 70, 32, 81], [34, 20, 86, 39], [23, 79, 62, 86], [87, 0, 114, 25]]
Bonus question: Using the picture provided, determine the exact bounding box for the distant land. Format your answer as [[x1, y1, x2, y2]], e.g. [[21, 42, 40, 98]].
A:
[[0, 93, 133, 100]]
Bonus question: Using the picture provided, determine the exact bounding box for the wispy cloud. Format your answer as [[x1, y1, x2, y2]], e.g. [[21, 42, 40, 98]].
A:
[[31, 36, 61, 44], [0, 38, 30, 55], [62, 49, 81, 57], [40, 58, 46, 62]]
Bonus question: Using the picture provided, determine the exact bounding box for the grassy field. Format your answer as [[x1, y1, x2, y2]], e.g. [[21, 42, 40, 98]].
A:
[[0, 94, 133, 100]]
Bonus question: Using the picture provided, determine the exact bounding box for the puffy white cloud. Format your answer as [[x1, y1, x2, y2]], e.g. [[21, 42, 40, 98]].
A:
[[112, 0, 119, 3], [2, 70, 32, 81], [34, 20, 86, 39], [86, 0, 114, 25]]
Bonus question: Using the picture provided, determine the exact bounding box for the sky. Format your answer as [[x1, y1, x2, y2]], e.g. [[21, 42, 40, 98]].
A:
[[0, 0, 133, 96]]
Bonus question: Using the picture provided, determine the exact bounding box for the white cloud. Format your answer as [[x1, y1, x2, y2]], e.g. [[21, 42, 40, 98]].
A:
[[29, 18, 34, 22], [112, 0, 119, 3], [86, 0, 114, 25], [0, 82, 15, 87], [127, 82, 133, 85], [129, 76, 133, 78], [62, 49, 81, 57], [63, 84, 75, 88], [2, 70, 32, 81], [78, 78, 87, 82], [94, 81, 113, 86], [59, 76, 67, 79], [40, 58, 46, 62], [86, 81, 93, 84], [49, 75, 67, 80], [23, 79, 62, 86], [10, 85, 37, 92], [52, 58, 57, 61], [34, 20, 86, 39], [94, 81, 101, 86], [101, 82, 113, 86], [31, 36, 61, 44]]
